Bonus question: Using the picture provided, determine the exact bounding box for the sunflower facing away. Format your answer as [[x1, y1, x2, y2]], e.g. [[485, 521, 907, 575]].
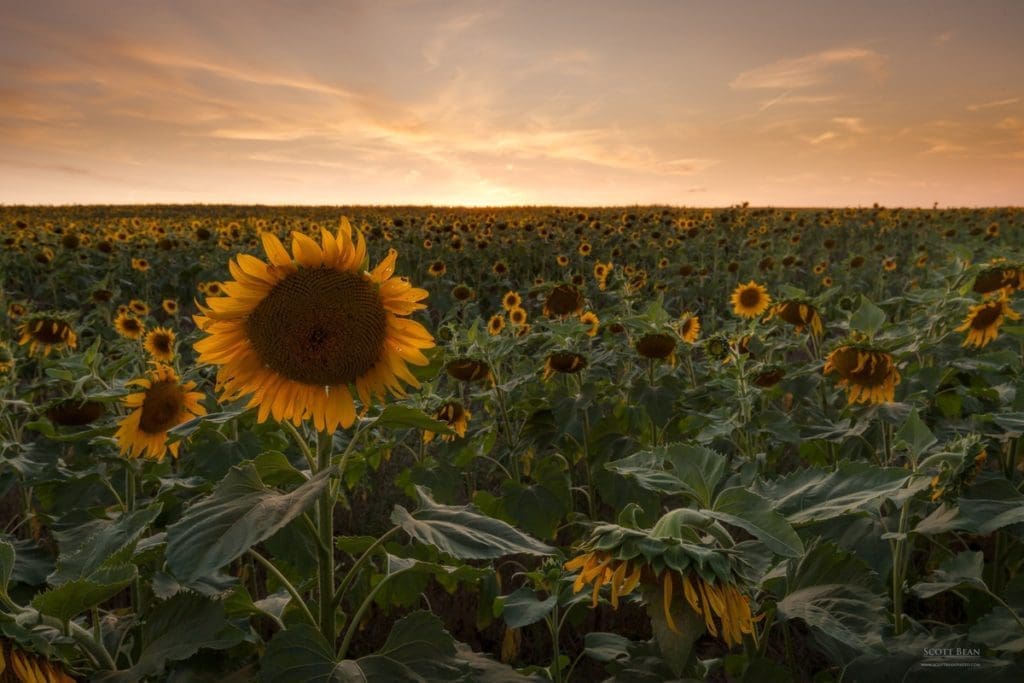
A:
[[423, 401, 471, 443], [823, 344, 900, 405], [17, 315, 77, 357], [194, 221, 434, 432], [115, 364, 206, 461], [730, 281, 771, 318], [956, 294, 1020, 348]]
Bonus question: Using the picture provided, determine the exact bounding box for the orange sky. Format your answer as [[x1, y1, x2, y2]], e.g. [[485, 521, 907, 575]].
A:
[[1, 0, 1022, 206]]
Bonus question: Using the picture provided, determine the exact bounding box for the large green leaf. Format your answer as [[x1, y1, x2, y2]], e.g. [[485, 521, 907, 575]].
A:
[[260, 611, 533, 682], [754, 463, 909, 525], [850, 296, 886, 335], [707, 487, 804, 558], [391, 487, 555, 560], [911, 551, 987, 599], [372, 404, 451, 433], [606, 443, 726, 507], [166, 462, 333, 583], [894, 408, 936, 460], [497, 454, 571, 540], [496, 586, 557, 628], [49, 504, 162, 584], [32, 563, 137, 624], [970, 607, 1024, 652], [773, 542, 887, 658], [101, 592, 241, 682]]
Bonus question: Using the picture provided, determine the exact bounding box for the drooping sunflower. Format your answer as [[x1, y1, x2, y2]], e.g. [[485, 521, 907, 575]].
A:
[[0, 637, 76, 683], [194, 223, 434, 432], [767, 300, 824, 337], [823, 344, 900, 405], [580, 311, 600, 337], [423, 401, 471, 443], [144, 326, 176, 361], [45, 399, 107, 426], [973, 265, 1022, 295], [544, 284, 585, 318], [636, 333, 676, 362], [488, 314, 506, 336], [445, 358, 492, 383], [115, 364, 206, 461], [114, 312, 145, 340], [6, 302, 26, 320], [955, 294, 1020, 348], [543, 351, 587, 380], [17, 315, 77, 357], [678, 313, 700, 344], [730, 281, 771, 319]]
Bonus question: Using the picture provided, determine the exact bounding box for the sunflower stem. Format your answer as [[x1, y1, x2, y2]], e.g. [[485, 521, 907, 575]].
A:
[[316, 430, 337, 645], [248, 548, 317, 629], [337, 567, 412, 660], [333, 525, 401, 609], [283, 421, 316, 472]]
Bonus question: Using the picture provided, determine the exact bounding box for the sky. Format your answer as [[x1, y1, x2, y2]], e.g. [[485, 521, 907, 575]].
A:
[[1, 0, 1022, 207]]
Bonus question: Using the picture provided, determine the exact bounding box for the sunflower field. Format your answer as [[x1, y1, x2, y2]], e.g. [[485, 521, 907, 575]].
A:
[[2, 205, 1024, 682]]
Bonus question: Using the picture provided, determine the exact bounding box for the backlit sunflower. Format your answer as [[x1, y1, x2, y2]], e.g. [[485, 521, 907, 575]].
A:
[[956, 294, 1020, 348], [767, 300, 823, 337], [17, 315, 77, 357], [973, 265, 1022, 295], [114, 312, 145, 340], [144, 326, 176, 361], [823, 344, 900, 405], [115, 364, 206, 461], [423, 401, 471, 443], [194, 222, 434, 432], [678, 313, 700, 344], [730, 281, 771, 318], [488, 314, 506, 336]]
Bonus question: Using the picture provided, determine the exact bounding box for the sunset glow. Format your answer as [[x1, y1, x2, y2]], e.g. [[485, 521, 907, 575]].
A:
[[2, 0, 1022, 206]]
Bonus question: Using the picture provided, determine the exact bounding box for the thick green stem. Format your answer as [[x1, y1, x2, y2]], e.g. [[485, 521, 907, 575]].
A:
[[548, 602, 563, 683], [248, 548, 317, 629], [891, 499, 911, 635], [316, 431, 336, 644]]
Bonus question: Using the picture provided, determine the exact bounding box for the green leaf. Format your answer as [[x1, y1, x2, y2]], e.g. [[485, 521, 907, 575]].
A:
[[911, 551, 987, 599], [49, 505, 162, 584], [850, 296, 886, 335], [607, 443, 726, 508], [773, 542, 887, 658], [166, 462, 333, 583], [371, 404, 451, 433], [102, 592, 239, 682], [707, 487, 804, 558], [894, 408, 936, 460], [0, 540, 13, 594], [32, 564, 137, 623], [254, 450, 307, 487], [497, 586, 557, 628], [970, 607, 1024, 652], [754, 463, 909, 525], [498, 454, 571, 540], [391, 487, 555, 560]]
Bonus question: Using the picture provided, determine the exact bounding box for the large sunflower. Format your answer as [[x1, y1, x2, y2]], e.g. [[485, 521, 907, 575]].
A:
[[956, 294, 1020, 348], [823, 344, 900, 405], [730, 281, 771, 318], [115, 364, 206, 461], [194, 221, 434, 432]]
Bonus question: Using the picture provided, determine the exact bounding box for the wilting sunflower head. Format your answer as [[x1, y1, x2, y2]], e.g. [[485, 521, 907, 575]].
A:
[[45, 398, 107, 426], [580, 311, 600, 337], [752, 364, 786, 388], [115, 364, 207, 461], [730, 281, 771, 318], [704, 335, 730, 362], [445, 357, 492, 383], [0, 638, 76, 683], [955, 293, 1020, 349], [544, 284, 585, 318], [543, 351, 587, 380], [823, 343, 900, 405], [636, 333, 676, 362], [972, 265, 1022, 295], [144, 326, 177, 361], [0, 341, 14, 374], [564, 520, 758, 647], [423, 401, 471, 443], [17, 314, 78, 357], [193, 220, 434, 432], [768, 300, 824, 337], [114, 312, 145, 340], [677, 313, 700, 344]]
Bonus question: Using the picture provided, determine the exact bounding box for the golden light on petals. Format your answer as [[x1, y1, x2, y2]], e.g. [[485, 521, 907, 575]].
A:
[[115, 364, 207, 461], [730, 281, 771, 318], [955, 294, 1020, 348], [193, 221, 434, 432], [823, 345, 900, 405]]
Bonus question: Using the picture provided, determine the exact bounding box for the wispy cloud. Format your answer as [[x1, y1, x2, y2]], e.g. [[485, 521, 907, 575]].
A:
[[967, 97, 1021, 112], [731, 48, 886, 90]]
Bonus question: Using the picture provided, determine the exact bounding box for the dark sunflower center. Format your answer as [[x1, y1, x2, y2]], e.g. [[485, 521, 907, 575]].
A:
[[139, 381, 184, 434], [152, 334, 172, 353], [123, 319, 141, 333], [739, 288, 762, 308], [31, 319, 69, 344], [245, 268, 387, 386], [970, 303, 1004, 330]]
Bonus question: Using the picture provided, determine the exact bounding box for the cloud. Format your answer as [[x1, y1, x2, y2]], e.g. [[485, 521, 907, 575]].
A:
[[967, 97, 1021, 112], [422, 11, 488, 69], [933, 31, 954, 45], [805, 131, 837, 145], [922, 140, 968, 155], [832, 117, 867, 134], [731, 48, 886, 90]]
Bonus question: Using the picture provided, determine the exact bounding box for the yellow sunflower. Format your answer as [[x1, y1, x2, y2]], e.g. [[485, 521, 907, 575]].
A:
[[162, 298, 179, 315], [129, 299, 150, 316], [114, 312, 145, 340], [508, 306, 528, 327], [580, 311, 600, 337], [823, 345, 900, 405], [767, 300, 824, 337], [0, 637, 76, 683], [427, 260, 447, 277], [678, 313, 700, 344], [488, 314, 506, 336], [423, 401, 471, 443], [502, 291, 522, 311], [0, 342, 14, 374], [143, 326, 176, 361], [193, 222, 434, 432], [730, 281, 771, 318], [956, 294, 1020, 348], [17, 315, 77, 357], [115, 364, 206, 461]]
